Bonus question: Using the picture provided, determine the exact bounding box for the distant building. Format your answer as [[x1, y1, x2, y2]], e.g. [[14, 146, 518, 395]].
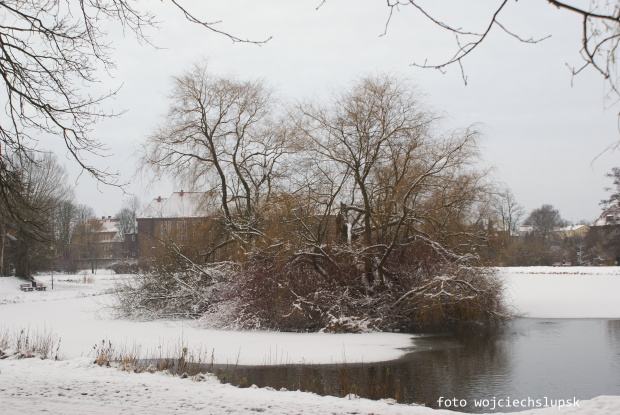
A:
[[516, 225, 534, 236], [136, 191, 218, 259], [556, 225, 590, 238], [595, 205, 620, 226], [123, 232, 139, 258], [517, 224, 590, 238], [73, 216, 124, 270]]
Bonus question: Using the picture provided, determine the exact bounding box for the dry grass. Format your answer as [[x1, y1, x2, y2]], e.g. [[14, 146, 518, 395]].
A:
[[59, 274, 95, 284], [0, 329, 406, 404], [88, 336, 406, 402], [91, 337, 216, 379], [0, 327, 62, 360]]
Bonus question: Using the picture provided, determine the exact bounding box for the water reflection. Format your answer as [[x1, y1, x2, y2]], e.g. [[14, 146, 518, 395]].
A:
[[608, 320, 620, 377], [213, 319, 620, 413], [608, 320, 620, 350]]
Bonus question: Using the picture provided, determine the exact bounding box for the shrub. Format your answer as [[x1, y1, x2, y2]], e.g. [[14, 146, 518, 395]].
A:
[[0, 327, 62, 360], [107, 260, 141, 275], [198, 246, 510, 332], [90, 337, 215, 379], [113, 260, 236, 321]]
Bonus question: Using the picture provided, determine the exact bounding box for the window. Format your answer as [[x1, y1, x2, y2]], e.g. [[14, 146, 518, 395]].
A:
[[162, 220, 171, 235], [177, 221, 186, 241]]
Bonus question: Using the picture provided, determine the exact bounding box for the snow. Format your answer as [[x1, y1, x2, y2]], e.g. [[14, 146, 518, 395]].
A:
[[141, 191, 217, 218], [1, 266, 620, 414], [2, 357, 425, 415], [0, 272, 415, 365], [594, 205, 620, 226], [2, 357, 620, 415], [142, 197, 167, 217], [501, 266, 620, 318], [1, 357, 619, 414], [99, 217, 119, 234], [0, 273, 112, 306]]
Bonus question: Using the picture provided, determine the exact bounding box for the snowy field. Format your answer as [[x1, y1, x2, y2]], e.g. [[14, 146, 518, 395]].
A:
[[1, 267, 620, 414], [500, 266, 620, 318]]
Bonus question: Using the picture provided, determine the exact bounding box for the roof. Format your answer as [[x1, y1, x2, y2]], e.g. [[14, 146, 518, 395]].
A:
[[70, 217, 122, 242], [557, 225, 589, 232], [595, 205, 620, 226], [99, 218, 119, 233], [142, 197, 168, 218], [140, 191, 217, 218]]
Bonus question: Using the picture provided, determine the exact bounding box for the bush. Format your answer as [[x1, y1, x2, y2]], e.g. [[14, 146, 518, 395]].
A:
[[197, 246, 510, 332], [499, 241, 555, 266], [56, 256, 78, 274], [107, 260, 141, 275], [113, 260, 236, 320], [114, 240, 510, 332]]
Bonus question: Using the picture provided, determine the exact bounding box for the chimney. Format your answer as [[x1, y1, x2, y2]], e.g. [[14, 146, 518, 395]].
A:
[[157, 196, 161, 203], [180, 190, 184, 197]]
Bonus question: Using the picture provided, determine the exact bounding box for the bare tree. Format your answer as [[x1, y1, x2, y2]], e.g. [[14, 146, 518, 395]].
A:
[[239, 73, 511, 331], [125, 72, 509, 331], [601, 167, 620, 208], [493, 187, 525, 245], [380, 1, 620, 97], [140, 64, 292, 252], [53, 199, 78, 267], [525, 204, 565, 239], [0, 162, 22, 275], [72, 205, 101, 274], [295, 74, 489, 292], [0, 0, 267, 231], [116, 196, 141, 237], [2, 153, 73, 277]]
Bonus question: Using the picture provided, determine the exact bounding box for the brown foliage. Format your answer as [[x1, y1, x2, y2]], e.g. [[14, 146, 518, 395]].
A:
[[123, 72, 510, 332]]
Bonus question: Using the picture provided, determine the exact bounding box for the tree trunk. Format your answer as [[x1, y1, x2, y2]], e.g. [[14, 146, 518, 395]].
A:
[[0, 223, 5, 276], [14, 234, 30, 278]]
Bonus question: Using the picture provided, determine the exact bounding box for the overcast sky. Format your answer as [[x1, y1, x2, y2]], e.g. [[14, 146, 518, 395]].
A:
[[48, 0, 619, 223]]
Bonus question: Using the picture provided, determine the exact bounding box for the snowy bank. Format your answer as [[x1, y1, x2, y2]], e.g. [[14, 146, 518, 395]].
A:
[[1, 356, 620, 415]]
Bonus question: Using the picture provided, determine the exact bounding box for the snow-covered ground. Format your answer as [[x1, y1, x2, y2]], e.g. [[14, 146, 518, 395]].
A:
[[1, 267, 620, 414], [3, 356, 619, 415], [0, 271, 413, 365], [500, 266, 620, 318]]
